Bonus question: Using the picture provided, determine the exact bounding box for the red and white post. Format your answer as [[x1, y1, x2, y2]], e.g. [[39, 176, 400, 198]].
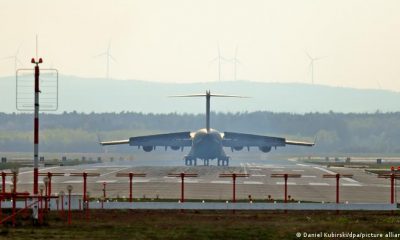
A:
[[116, 172, 146, 202], [219, 173, 249, 203], [168, 173, 198, 203], [31, 57, 43, 195]]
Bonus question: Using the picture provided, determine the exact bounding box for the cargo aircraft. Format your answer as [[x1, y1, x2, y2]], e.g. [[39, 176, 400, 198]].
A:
[[101, 91, 314, 166]]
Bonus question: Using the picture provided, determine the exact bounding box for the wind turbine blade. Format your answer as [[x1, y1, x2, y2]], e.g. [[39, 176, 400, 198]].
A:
[[109, 54, 117, 63], [169, 94, 207, 97], [209, 57, 219, 65], [304, 50, 312, 60], [210, 94, 249, 98], [93, 52, 107, 58], [220, 56, 230, 62]]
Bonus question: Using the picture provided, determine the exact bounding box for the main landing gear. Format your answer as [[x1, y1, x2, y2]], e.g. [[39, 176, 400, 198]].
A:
[[184, 157, 197, 166], [184, 157, 230, 166], [217, 157, 229, 166]]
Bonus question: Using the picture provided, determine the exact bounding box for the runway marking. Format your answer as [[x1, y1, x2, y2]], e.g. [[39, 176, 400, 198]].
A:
[[276, 182, 296, 185], [302, 175, 316, 178], [132, 179, 150, 183], [343, 178, 360, 183], [211, 180, 230, 184], [243, 181, 263, 185], [100, 167, 129, 177], [309, 183, 329, 186], [342, 183, 362, 187], [85, 168, 98, 171], [96, 180, 117, 183], [19, 167, 60, 175], [63, 180, 83, 183], [313, 167, 336, 175], [252, 174, 266, 177], [185, 180, 199, 183], [296, 164, 310, 167], [249, 168, 262, 171], [292, 170, 304, 172]]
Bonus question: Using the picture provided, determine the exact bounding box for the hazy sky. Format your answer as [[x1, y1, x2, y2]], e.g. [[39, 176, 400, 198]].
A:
[[1, 0, 400, 90]]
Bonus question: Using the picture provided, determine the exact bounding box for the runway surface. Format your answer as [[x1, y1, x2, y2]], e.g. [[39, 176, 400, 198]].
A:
[[5, 152, 396, 203]]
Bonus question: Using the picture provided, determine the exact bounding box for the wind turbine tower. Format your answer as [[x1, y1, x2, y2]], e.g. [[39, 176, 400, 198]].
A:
[[95, 41, 117, 80], [211, 44, 229, 82], [232, 45, 241, 81], [306, 52, 324, 84]]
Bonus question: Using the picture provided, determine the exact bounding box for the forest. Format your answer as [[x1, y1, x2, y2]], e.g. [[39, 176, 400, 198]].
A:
[[0, 111, 399, 154]]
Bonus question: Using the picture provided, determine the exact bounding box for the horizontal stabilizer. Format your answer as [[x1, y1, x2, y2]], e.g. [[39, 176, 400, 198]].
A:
[[285, 140, 314, 147], [169, 93, 248, 98], [100, 139, 130, 146]]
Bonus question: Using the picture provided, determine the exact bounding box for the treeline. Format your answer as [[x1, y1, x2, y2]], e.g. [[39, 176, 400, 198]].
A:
[[0, 111, 399, 154]]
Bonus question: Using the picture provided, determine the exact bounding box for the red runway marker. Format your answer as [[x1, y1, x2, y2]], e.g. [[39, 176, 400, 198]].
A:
[[219, 173, 249, 203], [116, 172, 146, 202], [168, 173, 198, 203]]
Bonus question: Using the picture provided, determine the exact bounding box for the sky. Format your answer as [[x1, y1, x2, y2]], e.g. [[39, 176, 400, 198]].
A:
[[1, 0, 400, 90]]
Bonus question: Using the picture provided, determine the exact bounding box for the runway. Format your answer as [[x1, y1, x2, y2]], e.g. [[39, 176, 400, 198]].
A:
[[7, 153, 396, 204]]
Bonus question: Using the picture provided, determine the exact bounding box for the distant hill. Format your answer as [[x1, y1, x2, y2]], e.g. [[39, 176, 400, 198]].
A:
[[1, 75, 399, 113]]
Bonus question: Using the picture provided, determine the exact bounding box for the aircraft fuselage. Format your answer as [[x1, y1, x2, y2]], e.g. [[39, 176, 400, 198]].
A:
[[185, 128, 229, 165]]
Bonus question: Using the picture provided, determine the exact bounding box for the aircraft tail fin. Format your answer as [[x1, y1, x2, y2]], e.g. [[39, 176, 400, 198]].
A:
[[169, 91, 248, 132]]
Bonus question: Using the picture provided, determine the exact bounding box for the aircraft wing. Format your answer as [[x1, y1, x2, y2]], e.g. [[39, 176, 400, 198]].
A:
[[100, 132, 192, 147], [222, 132, 314, 148]]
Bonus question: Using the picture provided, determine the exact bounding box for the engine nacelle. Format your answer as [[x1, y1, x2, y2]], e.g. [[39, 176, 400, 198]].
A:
[[143, 146, 154, 152], [259, 146, 271, 153], [170, 146, 180, 151], [233, 146, 243, 151]]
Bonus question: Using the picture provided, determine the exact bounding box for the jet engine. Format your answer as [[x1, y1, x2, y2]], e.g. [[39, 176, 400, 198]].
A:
[[259, 146, 271, 153], [170, 146, 180, 151], [143, 146, 154, 152], [233, 146, 243, 151]]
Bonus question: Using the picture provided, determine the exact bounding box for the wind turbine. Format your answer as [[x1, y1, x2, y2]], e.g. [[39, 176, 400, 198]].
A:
[[95, 41, 117, 80], [231, 45, 241, 81], [210, 43, 229, 82], [3, 44, 23, 73], [305, 51, 324, 84]]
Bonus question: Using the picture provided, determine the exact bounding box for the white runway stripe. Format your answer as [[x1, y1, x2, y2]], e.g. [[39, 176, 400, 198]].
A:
[[211, 180, 230, 184], [243, 181, 263, 185], [296, 164, 310, 167], [276, 182, 296, 185], [343, 178, 359, 183], [309, 183, 329, 186], [252, 174, 266, 177], [302, 175, 317, 178], [185, 180, 199, 183], [342, 183, 362, 187], [100, 167, 129, 177], [313, 167, 336, 175], [63, 180, 83, 183]]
